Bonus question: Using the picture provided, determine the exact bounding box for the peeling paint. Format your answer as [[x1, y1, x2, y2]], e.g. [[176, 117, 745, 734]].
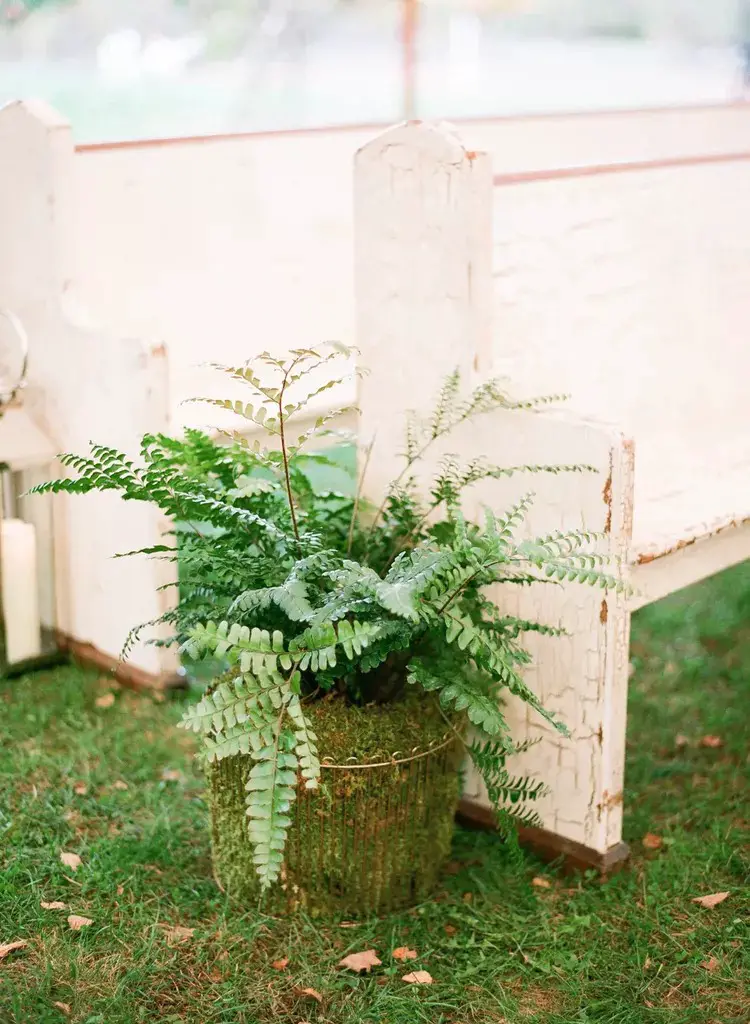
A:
[[636, 513, 750, 564], [602, 461, 613, 535]]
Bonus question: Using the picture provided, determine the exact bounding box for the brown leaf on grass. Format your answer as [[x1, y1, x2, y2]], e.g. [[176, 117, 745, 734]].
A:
[[67, 915, 93, 931], [692, 892, 730, 909], [392, 947, 417, 961], [59, 851, 82, 872], [271, 957, 289, 970], [112, 780, 129, 791], [95, 693, 116, 709], [402, 970, 433, 984], [73, 782, 88, 796], [674, 734, 689, 749], [532, 876, 552, 888], [162, 925, 194, 945], [699, 735, 723, 749], [296, 988, 323, 1003], [338, 949, 381, 973], [700, 956, 720, 972], [52, 1001, 71, 1015], [444, 924, 457, 937], [642, 833, 663, 850], [0, 940, 27, 960], [40, 901, 67, 910]]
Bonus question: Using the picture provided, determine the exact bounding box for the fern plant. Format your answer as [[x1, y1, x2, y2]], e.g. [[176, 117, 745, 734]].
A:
[[32, 344, 625, 890]]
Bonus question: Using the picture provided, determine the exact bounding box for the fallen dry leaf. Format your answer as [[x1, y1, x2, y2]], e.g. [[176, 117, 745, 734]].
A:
[[73, 782, 88, 796], [67, 915, 93, 931], [674, 734, 689, 749], [162, 925, 194, 944], [444, 924, 457, 937], [0, 940, 27, 960], [59, 851, 82, 872], [338, 949, 382, 973], [297, 988, 323, 1003], [532, 876, 552, 888], [40, 901, 67, 910], [700, 956, 720, 972], [392, 947, 417, 962], [52, 1002, 71, 1015], [699, 735, 723, 749], [161, 769, 182, 782], [692, 892, 730, 909], [642, 833, 663, 850], [95, 693, 116, 709], [271, 957, 289, 971], [112, 780, 129, 791], [402, 970, 433, 985]]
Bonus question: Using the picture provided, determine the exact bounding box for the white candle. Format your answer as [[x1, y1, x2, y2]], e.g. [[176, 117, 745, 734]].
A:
[[1, 518, 42, 665]]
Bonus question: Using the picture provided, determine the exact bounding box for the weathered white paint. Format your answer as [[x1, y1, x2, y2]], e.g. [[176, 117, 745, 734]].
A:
[[354, 119, 749, 857], [0, 100, 175, 679], [354, 123, 634, 855], [66, 105, 750, 426], [490, 160, 750, 568]]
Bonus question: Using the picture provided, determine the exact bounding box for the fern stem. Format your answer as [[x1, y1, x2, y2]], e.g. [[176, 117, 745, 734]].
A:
[[347, 435, 375, 555], [432, 697, 470, 753], [278, 366, 300, 545]]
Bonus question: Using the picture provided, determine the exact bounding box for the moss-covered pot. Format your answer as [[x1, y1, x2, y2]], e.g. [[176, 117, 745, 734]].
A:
[[209, 694, 462, 917]]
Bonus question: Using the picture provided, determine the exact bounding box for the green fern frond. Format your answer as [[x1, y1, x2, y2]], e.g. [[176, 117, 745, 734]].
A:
[[229, 579, 314, 623], [245, 722, 298, 890], [407, 658, 511, 740], [287, 694, 320, 789]]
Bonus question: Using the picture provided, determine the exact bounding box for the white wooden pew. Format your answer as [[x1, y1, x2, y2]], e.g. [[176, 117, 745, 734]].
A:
[[354, 122, 750, 870]]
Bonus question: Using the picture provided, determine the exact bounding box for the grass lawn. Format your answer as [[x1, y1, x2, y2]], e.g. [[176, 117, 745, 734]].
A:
[[1, 565, 748, 1024]]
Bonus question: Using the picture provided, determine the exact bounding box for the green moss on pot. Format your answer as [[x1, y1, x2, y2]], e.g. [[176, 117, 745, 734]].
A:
[[209, 691, 463, 918]]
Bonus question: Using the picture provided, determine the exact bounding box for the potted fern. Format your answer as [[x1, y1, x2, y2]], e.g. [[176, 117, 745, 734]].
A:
[[34, 345, 622, 916]]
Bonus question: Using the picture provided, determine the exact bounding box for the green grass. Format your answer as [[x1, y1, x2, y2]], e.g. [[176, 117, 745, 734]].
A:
[[1, 565, 749, 1024]]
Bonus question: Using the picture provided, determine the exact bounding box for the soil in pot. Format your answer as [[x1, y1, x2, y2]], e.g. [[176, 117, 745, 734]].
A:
[[209, 691, 463, 917]]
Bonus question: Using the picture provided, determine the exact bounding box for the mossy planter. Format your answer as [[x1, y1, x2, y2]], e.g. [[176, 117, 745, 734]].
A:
[[209, 694, 462, 918]]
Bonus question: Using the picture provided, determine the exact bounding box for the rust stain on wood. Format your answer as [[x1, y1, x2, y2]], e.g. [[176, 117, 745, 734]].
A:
[[635, 513, 750, 565], [602, 463, 613, 535], [597, 789, 623, 817]]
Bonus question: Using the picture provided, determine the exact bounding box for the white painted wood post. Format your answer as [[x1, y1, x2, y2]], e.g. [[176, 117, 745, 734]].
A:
[[0, 100, 177, 682], [354, 121, 493, 497], [355, 121, 633, 864]]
